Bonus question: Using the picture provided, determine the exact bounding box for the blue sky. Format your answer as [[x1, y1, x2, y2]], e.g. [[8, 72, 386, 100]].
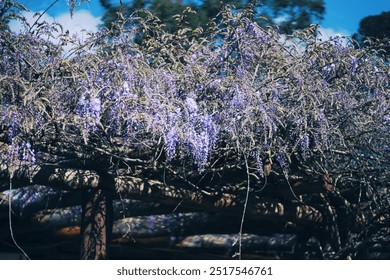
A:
[[15, 0, 390, 36], [322, 0, 390, 35]]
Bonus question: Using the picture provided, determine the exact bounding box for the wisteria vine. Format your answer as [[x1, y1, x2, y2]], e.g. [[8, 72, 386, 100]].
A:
[[0, 1, 389, 191]]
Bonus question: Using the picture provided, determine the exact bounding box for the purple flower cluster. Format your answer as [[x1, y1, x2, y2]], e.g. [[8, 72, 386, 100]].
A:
[[164, 97, 219, 170], [185, 97, 198, 116], [299, 133, 310, 158], [349, 56, 359, 76], [4, 138, 36, 179], [250, 149, 264, 178], [191, 114, 219, 169], [322, 63, 336, 80], [276, 153, 289, 175], [165, 127, 179, 160], [21, 141, 36, 165], [76, 90, 102, 136], [384, 115, 390, 126], [247, 22, 269, 44]]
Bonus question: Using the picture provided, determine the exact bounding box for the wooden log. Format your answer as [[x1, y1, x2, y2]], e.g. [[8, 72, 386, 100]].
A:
[[53, 230, 296, 259], [258, 175, 333, 198], [177, 233, 297, 251], [1, 181, 324, 228], [116, 175, 324, 224], [0, 162, 106, 191], [2, 205, 323, 247], [55, 226, 80, 238], [0, 194, 177, 221], [0, 186, 80, 217], [30, 200, 176, 230], [0, 204, 285, 241], [1, 162, 324, 224], [112, 212, 238, 239]]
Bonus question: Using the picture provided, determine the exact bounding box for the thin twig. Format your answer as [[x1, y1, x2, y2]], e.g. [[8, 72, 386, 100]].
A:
[[29, 0, 60, 33], [8, 177, 31, 260]]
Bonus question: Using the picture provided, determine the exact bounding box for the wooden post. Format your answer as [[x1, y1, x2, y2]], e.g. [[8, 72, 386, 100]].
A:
[[80, 188, 113, 260]]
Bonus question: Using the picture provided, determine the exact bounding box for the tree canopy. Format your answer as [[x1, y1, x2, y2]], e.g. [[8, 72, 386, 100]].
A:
[[0, 0, 389, 259], [358, 11, 390, 40], [354, 11, 390, 55]]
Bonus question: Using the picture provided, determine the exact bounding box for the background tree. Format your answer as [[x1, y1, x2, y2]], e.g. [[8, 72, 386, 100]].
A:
[[99, 0, 325, 34], [353, 11, 390, 56], [260, 0, 325, 32], [358, 11, 390, 40]]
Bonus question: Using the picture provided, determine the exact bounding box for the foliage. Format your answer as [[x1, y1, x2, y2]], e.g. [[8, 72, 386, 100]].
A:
[[0, 0, 27, 31], [0, 0, 389, 259]]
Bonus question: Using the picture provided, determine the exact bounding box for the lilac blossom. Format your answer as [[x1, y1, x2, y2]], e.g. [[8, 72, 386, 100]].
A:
[[384, 115, 390, 125], [349, 56, 359, 75], [76, 90, 102, 133], [123, 81, 131, 96], [165, 127, 179, 161], [250, 149, 264, 178], [185, 97, 198, 115], [299, 133, 310, 158], [89, 97, 101, 116], [322, 63, 336, 80]]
